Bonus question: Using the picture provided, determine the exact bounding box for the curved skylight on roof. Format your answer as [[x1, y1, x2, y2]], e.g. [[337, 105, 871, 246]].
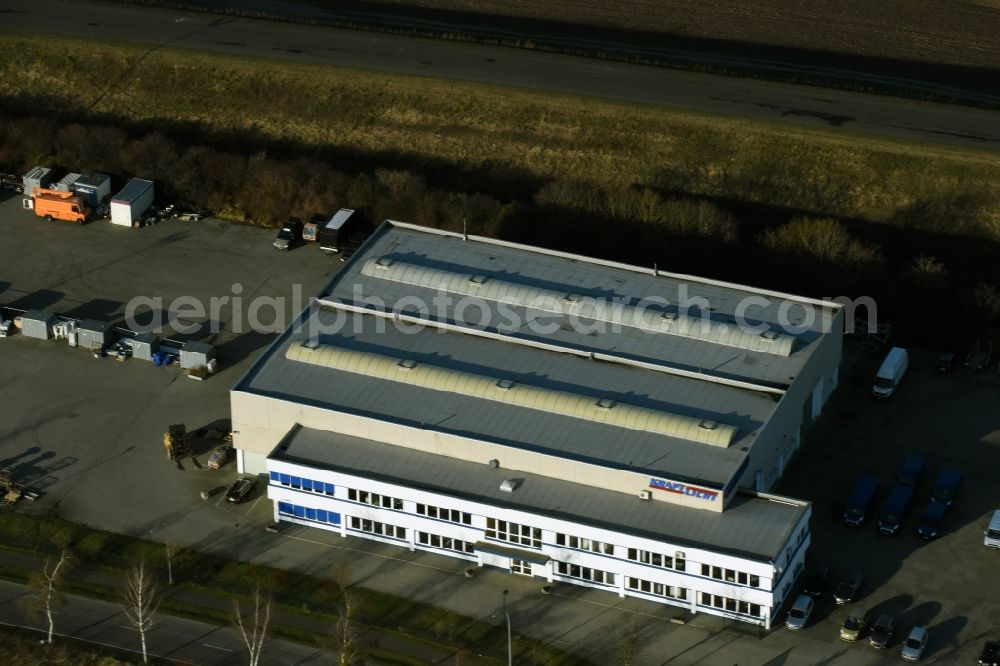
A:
[[286, 343, 738, 447], [360, 259, 795, 356]]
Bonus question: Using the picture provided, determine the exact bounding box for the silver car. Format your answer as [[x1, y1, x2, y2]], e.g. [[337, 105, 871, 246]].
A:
[[785, 594, 813, 630], [901, 626, 928, 661]]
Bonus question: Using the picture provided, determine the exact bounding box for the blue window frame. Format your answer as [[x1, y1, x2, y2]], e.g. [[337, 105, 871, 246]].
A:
[[305, 507, 317, 520], [301, 478, 313, 491], [278, 502, 293, 515], [293, 505, 305, 518], [328, 512, 341, 524], [317, 509, 328, 522], [290, 476, 301, 489], [269, 471, 279, 482], [279, 473, 290, 486], [324, 483, 335, 495]]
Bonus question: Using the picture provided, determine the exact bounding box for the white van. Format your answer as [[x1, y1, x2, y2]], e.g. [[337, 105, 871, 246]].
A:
[[985, 510, 1000, 548], [872, 347, 908, 398]]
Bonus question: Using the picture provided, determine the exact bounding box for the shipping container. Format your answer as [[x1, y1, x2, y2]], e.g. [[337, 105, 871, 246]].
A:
[[22, 166, 53, 195], [20, 310, 58, 340], [71, 172, 112, 206], [77, 319, 113, 351]]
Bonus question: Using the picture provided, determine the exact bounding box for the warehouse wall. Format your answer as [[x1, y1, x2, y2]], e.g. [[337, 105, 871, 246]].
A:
[[230, 390, 732, 511]]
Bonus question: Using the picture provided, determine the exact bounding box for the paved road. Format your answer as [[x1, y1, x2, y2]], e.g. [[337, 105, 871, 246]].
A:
[[0, 578, 328, 665], [3, 0, 1000, 151]]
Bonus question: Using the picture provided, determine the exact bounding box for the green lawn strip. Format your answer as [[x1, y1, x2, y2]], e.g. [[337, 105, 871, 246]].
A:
[[0, 513, 574, 664]]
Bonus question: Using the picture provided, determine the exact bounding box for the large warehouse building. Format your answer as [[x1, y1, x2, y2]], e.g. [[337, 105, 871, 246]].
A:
[[231, 221, 843, 628]]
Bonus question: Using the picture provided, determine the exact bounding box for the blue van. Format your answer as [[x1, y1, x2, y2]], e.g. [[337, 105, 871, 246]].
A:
[[916, 501, 948, 539], [878, 483, 915, 535], [843, 476, 878, 527], [896, 455, 925, 487], [931, 469, 962, 506]]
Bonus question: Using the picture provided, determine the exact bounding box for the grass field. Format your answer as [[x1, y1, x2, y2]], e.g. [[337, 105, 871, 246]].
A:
[[1, 32, 999, 237]]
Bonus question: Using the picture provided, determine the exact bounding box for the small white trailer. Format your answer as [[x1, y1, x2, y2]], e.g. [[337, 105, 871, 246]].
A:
[[110, 179, 154, 227]]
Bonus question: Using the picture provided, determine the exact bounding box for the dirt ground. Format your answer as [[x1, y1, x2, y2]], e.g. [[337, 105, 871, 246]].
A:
[[364, 0, 1000, 71]]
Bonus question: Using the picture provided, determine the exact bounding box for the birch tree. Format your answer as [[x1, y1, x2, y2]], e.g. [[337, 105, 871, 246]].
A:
[[120, 558, 162, 664], [233, 583, 272, 666], [24, 549, 73, 645], [330, 559, 367, 665], [164, 542, 181, 586]]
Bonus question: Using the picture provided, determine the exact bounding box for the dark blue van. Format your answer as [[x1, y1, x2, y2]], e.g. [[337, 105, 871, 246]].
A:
[[896, 454, 925, 487], [843, 475, 878, 527], [916, 501, 948, 539], [878, 483, 915, 535], [931, 469, 962, 506]]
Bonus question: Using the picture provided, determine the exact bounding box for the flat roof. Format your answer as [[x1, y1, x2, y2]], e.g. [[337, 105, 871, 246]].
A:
[[112, 178, 153, 203], [271, 426, 809, 562], [236, 222, 839, 487]]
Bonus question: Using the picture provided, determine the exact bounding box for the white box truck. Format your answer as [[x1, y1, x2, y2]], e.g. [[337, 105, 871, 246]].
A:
[[872, 347, 908, 398], [110, 179, 154, 227], [985, 510, 1000, 548]]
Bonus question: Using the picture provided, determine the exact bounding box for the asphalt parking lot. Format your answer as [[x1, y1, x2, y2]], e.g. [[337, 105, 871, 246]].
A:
[[1, 190, 998, 664]]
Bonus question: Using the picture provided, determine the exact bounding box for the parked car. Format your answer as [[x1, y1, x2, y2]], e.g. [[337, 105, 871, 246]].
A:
[[273, 217, 303, 250], [930, 469, 962, 506], [226, 476, 258, 503], [896, 454, 926, 487], [839, 607, 870, 642], [843, 475, 878, 527], [785, 594, 813, 630], [833, 571, 863, 605], [802, 565, 831, 598], [878, 483, 916, 535], [901, 626, 928, 661], [985, 510, 1000, 549], [981, 641, 1000, 666], [916, 501, 948, 539], [869, 614, 896, 648]]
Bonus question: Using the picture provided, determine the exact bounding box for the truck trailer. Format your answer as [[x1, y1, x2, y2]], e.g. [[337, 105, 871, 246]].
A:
[[319, 208, 359, 255], [23, 187, 91, 224], [110, 179, 154, 227]]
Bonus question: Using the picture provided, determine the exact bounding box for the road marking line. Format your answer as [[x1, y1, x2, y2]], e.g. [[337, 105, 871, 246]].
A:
[[202, 643, 233, 651], [246, 495, 264, 514]]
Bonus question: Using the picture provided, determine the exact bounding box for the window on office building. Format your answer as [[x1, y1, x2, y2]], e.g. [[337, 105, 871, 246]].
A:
[[485, 518, 541, 549], [698, 593, 762, 617], [277, 502, 340, 525], [555, 561, 615, 586], [347, 488, 403, 510], [555, 533, 614, 555], [416, 532, 475, 554], [349, 516, 406, 540], [625, 577, 687, 600], [627, 548, 685, 571], [700, 564, 761, 588], [416, 504, 472, 525], [270, 472, 335, 496]]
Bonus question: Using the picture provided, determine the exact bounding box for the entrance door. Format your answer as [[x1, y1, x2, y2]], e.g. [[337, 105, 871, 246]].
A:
[[511, 559, 532, 576]]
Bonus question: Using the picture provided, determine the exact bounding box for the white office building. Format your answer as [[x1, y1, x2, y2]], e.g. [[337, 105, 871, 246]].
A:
[[231, 221, 843, 628]]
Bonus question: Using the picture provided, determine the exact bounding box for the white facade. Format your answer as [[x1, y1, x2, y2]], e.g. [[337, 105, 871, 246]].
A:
[[266, 457, 810, 628], [231, 221, 839, 628]]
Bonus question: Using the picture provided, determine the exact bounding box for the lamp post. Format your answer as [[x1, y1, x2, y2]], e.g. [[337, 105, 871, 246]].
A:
[[502, 589, 512, 666]]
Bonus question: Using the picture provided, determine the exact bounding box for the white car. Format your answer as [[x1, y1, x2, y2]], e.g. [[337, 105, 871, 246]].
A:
[[786, 594, 813, 630], [901, 626, 928, 661]]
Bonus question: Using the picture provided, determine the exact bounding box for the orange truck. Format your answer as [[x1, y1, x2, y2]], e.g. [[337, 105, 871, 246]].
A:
[[23, 187, 91, 224]]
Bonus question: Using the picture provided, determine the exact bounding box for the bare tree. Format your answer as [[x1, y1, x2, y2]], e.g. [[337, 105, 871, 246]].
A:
[[164, 542, 182, 586], [233, 583, 272, 666], [614, 616, 643, 666], [23, 549, 73, 645], [330, 559, 367, 665], [120, 559, 162, 664]]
